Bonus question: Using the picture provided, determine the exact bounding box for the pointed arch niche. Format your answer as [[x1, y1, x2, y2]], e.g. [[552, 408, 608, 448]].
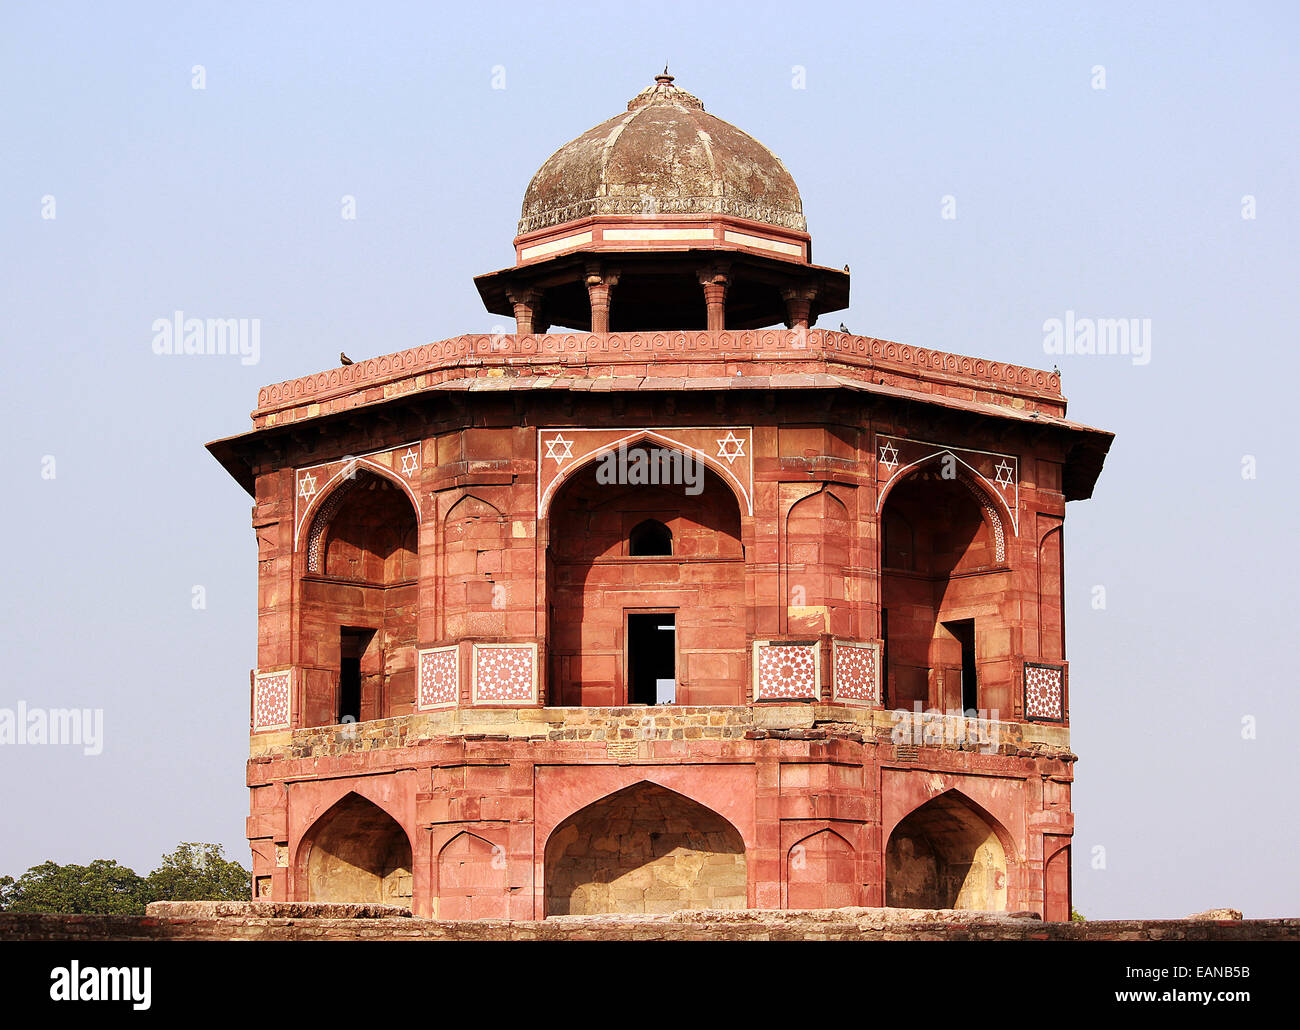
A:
[[298, 469, 419, 727], [545, 448, 745, 706], [878, 457, 1013, 714], [884, 791, 1011, 911], [544, 782, 747, 916], [296, 793, 413, 907]]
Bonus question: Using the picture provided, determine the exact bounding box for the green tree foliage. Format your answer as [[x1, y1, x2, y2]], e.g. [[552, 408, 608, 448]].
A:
[[0, 859, 148, 915], [1070, 906, 1086, 922], [0, 843, 250, 915], [144, 842, 250, 903]]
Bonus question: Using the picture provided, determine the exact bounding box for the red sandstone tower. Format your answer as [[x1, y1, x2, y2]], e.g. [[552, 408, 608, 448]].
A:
[[209, 74, 1111, 919]]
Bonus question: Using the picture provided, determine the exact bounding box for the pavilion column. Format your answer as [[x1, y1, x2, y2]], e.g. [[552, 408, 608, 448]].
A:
[[506, 287, 544, 336], [585, 264, 619, 334], [698, 267, 730, 331], [782, 286, 818, 331]]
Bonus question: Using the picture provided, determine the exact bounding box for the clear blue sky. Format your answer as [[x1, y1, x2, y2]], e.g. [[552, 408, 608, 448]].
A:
[[1, 1, 1296, 918]]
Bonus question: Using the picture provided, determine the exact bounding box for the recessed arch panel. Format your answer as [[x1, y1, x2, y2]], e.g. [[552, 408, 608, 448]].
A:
[[544, 781, 747, 916]]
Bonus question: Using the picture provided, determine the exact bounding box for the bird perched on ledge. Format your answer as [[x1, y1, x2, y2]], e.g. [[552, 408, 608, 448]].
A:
[[340, 352, 353, 365]]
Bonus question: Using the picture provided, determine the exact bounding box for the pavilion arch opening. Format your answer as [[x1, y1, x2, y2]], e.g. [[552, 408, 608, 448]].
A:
[[546, 447, 746, 706], [885, 791, 1008, 911], [298, 793, 413, 907], [879, 463, 1012, 714], [299, 470, 419, 727], [544, 782, 747, 916]]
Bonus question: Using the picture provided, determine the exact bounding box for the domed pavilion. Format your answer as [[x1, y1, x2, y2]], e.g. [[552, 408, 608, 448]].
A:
[[208, 73, 1111, 920]]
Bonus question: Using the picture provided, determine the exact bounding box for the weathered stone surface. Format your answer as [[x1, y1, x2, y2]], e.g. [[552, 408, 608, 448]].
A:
[[1188, 908, 1243, 920], [3, 912, 1296, 943], [145, 901, 412, 919], [519, 75, 805, 235]]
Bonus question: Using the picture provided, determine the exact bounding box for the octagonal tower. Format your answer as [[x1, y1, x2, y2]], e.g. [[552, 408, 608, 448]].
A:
[[209, 73, 1111, 921]]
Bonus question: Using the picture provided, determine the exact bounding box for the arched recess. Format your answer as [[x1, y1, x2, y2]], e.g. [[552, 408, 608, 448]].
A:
[[786, 828, 861, 909], [546, 449, 745, 706], [1043, 839, 1072, 922], [544, 782, 747, 916], [539, 430, 753, 518], [298, 469, 419, 727], [440, 493, 507, 641], [876, 451, 1014, 558], [1037, 524, 1064, 660], [884, 790, 1011, 911], [437, 831, 508, 920], [782, 486, 851, 636], [297, 792, 413, 907], [297, 459, 422, 561], [878, 456, 1013, 714]]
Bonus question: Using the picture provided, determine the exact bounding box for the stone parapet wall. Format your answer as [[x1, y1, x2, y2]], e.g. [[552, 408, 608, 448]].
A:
[[251, 330, 1067, 429], [249, 704, 1072, 762], [2, 910, 1294, 942]]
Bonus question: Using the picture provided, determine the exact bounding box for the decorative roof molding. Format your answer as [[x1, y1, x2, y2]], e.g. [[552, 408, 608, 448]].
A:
[[250, 329, 1064, 422]]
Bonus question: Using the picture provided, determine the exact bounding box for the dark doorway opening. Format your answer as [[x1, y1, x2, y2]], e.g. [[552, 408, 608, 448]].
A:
[[943, 619, 978, 711], [627, 613, 676, 704], [339, 627, 376, 723]]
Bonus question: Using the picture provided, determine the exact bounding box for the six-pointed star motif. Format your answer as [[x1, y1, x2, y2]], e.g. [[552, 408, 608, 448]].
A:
[[716, 431, 746, 464], [993, 459, 1015, 487], [297, 472, 318, 501], [400, 447, 419, 476], [544, 434, 574, 465], [878, 440, 900, 472]]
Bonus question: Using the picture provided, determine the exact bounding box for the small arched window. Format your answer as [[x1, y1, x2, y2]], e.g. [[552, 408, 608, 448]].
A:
[[629, 519, 673, 557]]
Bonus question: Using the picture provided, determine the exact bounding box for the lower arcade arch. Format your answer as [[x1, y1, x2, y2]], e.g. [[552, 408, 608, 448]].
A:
[[544, 782, 747, 916], [884, 791, 1010, 911], [297, 793, 413, 907]]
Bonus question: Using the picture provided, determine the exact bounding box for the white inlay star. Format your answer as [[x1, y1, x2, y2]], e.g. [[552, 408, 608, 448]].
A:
[[297, 472, 318, 501], [400, 447, 419, 476], [878, 440, 900, 472], [994, 459, 1015, 487], [716, 431, 746, 464], [544, 434, 574, 465]]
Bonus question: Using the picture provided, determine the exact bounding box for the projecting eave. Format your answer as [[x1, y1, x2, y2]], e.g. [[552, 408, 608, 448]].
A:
[[474, 249, 850, 332], [206, 432, 257, 496], [206, 370, 1112, 501]]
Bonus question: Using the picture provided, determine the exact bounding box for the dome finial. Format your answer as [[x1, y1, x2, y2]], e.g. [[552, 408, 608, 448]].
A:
[[656, 64, 673, 84]]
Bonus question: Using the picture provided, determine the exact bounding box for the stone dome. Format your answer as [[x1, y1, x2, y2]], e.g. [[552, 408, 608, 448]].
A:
[[518, 74, 807, 237]]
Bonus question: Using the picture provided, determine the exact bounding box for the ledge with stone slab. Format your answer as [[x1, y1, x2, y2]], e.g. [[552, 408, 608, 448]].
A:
[[0, 905, 1294, 941]]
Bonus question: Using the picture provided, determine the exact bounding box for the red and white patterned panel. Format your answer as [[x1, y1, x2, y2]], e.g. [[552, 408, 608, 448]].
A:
[[832, 640, 879, 705], [473, 644, 537, 704], [417, 646, 460, 710], [252, 669, 292, 732], [1024, 663, 1065, 721], [753, 642, 820, 701]]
